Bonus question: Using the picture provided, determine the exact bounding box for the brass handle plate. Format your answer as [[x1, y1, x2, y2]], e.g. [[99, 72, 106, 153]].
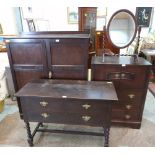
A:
[[121, 73, 125, 78], [126, 105, 132, 109], [125, 114, 131, 119], [82, 104, 91, 110], [128, 94, 135, 99], [40, 101, 48, 107], [115, 73, 120, 78], [41, 113, 49, 118], [82, 116, 91, 122]]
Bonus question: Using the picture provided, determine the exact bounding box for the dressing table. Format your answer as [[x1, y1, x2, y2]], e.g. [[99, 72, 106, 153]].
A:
[[91, 9, 152, 128]]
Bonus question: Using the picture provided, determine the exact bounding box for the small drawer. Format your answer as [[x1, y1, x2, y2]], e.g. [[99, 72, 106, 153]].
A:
[[107, 72, 135, 80], [111, 109, 139, 121], [112, 103, 138, 111], [116, 89, 144, 103]]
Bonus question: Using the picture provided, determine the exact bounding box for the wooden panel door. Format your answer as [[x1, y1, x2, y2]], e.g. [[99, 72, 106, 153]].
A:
[[7, 39, 48, 90], [47, 38, 89, 80]]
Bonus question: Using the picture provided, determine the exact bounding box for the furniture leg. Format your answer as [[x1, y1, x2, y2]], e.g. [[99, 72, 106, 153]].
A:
[[103, 127, 110, 147], [25, 122, 33, 146], [40, 122, 44, 127]]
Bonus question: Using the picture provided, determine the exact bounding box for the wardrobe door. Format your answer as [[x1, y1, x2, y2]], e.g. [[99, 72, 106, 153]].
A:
[[48, 38, 89, 80], [7, 39, 48, 90]]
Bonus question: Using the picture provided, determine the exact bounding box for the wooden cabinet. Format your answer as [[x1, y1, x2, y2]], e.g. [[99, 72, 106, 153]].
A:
[[91, 56, 151, 128], [78, 7, 97, 69], [15, 79, 118, 146], [78, 7, 97, 52], [6, 32, 89, 118]]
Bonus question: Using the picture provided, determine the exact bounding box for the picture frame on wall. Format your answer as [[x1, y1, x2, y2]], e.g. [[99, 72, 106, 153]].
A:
[[67, 7, 78, 24], [136, 7, 152, 27]]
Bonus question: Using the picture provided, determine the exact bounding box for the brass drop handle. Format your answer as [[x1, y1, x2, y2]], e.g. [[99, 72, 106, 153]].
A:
[[114, 73, 120, 78], [48, 71, 52, 79], [125, 114, 131, 119], [40, 101, 48, 107], [121, 73, 125, 78], [41, 113, 49, 118], [128, 94, 135, 99], [126, 105, 132, 110], [82, 104, 91, 110], [82, 116, 91, 122]]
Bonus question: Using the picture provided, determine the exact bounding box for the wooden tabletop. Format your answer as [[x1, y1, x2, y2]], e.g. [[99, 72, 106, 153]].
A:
[[15, 79, 118, 101], [91, 56, 151, 66]]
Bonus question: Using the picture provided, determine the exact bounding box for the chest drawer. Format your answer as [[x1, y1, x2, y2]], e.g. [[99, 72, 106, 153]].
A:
[[111, 109, 140, 121], [112, 103, 139, 111], [21, 97, 113, 115], [116, 89, 144, 103], [91, 65, 149, 89], [23, 112, 111, 127]]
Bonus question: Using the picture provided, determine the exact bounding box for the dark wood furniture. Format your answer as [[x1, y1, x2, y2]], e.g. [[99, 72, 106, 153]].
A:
[[78, 7, 97, 51], [78, 7, 97, 68], [6, 32, 89, 118], [15, 79, 118, 147], [91, 56, 151, 128]]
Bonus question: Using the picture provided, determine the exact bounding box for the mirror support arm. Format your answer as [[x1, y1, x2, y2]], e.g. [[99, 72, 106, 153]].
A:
[[133, 26, 142, 63], [134, 26, 142, 54]]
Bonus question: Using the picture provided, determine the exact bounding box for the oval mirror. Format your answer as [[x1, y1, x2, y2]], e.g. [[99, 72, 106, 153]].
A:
[[107, 9, 137, 49]]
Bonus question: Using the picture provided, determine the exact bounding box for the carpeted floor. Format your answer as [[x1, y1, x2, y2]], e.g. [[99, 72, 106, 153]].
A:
[[0, 91, 155, 147]]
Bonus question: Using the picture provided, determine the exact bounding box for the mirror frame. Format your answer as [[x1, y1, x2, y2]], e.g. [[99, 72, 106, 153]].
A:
[[107, 9, 137, 49]]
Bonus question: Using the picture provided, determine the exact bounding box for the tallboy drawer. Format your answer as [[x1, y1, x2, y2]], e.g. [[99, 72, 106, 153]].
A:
[[111, 109, 140, 121], [116, 89, 144, 103]]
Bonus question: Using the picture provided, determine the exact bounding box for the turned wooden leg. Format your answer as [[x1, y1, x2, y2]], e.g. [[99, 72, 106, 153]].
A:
[[25, 122, 33, 147], [103, 128, 110, 147]]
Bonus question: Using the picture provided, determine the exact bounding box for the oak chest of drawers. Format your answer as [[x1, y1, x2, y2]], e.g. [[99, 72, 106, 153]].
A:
[[91, 56, 151, 129], [15, 79, 118, 146]]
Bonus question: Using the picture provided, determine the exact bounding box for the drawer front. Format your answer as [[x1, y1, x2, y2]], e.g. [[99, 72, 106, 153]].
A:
[[92, 65, 150, 89], [21, 97, 112, 116], [116, 89, 144, 104], [23, 112, 111, 127], [111, 109, 140, 121], [112, 89, 144, 111], [112, 102, 139, 111]]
